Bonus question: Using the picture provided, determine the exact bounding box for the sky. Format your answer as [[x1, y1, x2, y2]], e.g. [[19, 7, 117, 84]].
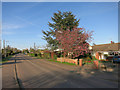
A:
[[2, 2, 118, 50]]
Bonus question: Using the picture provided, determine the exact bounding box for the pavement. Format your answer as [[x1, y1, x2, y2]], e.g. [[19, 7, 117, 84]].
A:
[[2, 53, 118, 88]]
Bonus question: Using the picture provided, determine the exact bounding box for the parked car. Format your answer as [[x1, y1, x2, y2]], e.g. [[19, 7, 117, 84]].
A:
[[112, 56, 120, 63]]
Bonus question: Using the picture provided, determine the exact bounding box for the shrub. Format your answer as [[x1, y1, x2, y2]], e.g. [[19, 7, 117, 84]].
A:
[[54, 54, 57, 60], [30, 53, 35, 57], [44, 53, 51, 59]]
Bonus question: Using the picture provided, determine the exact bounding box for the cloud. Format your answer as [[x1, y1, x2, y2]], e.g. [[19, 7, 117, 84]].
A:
[[2, 31, 15, 35], [2, 23, 22, 30], [15, 16, 41, 28], [2, 23, 23, 35]]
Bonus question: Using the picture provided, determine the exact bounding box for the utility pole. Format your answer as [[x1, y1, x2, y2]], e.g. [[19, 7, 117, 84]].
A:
[[6, 41, 9, 57], [3, 40, 6, 58], [34, 42, 36, 54]]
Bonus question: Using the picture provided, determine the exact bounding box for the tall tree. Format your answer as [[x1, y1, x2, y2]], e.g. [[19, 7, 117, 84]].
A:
[[42, 11, 80, 50], [55, 27, 93, 59]]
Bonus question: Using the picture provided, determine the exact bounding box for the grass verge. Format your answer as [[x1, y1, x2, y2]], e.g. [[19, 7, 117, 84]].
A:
[[48, 59, 76, 65], [0, 55, 14, 64]]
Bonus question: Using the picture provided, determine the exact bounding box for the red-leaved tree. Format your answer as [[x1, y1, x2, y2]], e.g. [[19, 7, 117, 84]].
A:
[[55, 27, 93, 58]]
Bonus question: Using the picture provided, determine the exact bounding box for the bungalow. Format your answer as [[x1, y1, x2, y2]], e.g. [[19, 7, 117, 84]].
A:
[[90, 41, 120, 60]]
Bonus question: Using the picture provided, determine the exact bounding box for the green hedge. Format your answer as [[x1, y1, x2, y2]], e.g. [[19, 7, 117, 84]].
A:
[[29, 52, 58, 60]]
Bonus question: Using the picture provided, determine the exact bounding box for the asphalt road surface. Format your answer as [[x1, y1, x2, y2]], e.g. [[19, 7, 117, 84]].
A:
[[2, 54, 118, 88]]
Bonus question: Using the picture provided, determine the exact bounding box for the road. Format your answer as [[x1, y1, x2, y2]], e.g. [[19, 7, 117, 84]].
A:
[[2, 54, 118, 88]]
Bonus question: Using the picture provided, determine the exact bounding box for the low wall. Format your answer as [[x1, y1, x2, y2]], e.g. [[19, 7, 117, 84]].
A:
[[57, 58, 78, 65]]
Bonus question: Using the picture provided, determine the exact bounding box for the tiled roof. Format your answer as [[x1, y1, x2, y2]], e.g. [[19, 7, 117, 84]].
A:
[[92, 43, 120, 51]]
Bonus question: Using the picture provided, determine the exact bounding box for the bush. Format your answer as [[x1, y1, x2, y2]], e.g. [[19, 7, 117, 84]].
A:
[[54, 54, 57, 60], [44, 53, 51, 59], [30, 53, 35, 57]]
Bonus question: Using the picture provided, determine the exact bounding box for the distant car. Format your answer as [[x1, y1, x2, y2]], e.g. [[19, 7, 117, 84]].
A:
[[113, 56, 120, 63]]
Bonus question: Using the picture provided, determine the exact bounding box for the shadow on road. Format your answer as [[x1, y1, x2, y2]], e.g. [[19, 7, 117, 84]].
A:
[[15, 56, 32, 61], [2, 61, 21, 65], [21, 69, 118, 88]]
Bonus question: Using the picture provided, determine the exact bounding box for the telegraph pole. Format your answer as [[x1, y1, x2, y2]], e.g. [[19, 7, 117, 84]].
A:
[[34, 42, 36, 54], [6, 41, 9, 57], [3, 40, 6, 58]]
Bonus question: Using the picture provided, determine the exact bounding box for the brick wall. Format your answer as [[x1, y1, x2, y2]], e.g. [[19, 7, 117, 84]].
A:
[[57, 58, 78, 65]]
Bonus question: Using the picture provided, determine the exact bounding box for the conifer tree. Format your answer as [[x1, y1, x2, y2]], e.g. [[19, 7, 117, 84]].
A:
[[42, 11, 80, 50]]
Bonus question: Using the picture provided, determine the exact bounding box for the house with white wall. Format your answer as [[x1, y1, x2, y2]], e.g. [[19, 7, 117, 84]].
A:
[[90, 41, 120, 60]]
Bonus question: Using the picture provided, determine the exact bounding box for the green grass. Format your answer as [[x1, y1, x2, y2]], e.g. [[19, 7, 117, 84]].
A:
[[36, 56, 44, 59], [83, 62, 94, 65], [48, 59, 76, 65], [98, 60, 112, 63]]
